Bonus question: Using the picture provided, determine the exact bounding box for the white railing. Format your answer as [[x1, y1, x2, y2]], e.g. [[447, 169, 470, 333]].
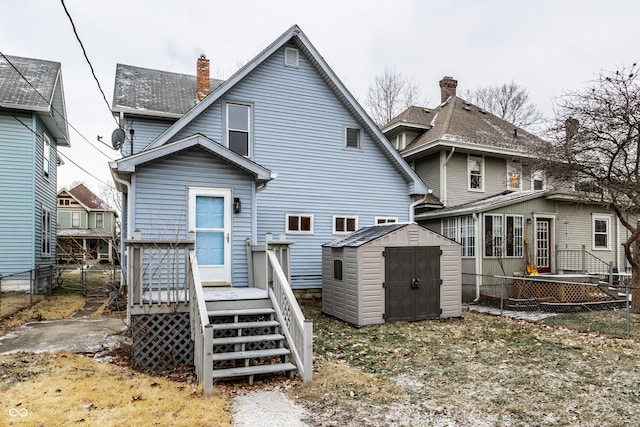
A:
[[187, 250, 214, 396], [126, 239, 193, 311], [266, 250, 313, 382], [556, 244, 614, 282]]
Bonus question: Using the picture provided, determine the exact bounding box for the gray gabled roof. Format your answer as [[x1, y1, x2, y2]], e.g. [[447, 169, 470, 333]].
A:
[[137, 25, 428, 196], [0, 54, 69, 145], [323, 223, 409, 247], [112, 64, 224, 118], [111, 133, 274, 192], [386, 97, 543, 160]]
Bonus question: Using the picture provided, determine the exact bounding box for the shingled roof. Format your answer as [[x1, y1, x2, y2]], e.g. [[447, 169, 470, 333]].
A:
[[67, 183, 111, 210], [112, 64, 224, 118], [384, 96, 543, 159]]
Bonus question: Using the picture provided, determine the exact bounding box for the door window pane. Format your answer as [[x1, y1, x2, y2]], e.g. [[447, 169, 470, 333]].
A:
[[196, 196, 224, 228], [196, 231, 224, 265]]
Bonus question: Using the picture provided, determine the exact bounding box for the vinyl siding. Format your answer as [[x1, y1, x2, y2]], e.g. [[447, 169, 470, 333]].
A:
[[359, 246, 385, 325], [34, 119, 57, 268], [132, 147, 254, 285], [446, 152, 509, 206], [0, 112, 36, 274], [123, 116, 176, 156], [414, 153, 441, 200]]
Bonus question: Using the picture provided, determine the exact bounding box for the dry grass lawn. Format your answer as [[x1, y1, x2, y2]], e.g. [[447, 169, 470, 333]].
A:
[[0, 292, 85, 335], [292, 302, 640, 426]]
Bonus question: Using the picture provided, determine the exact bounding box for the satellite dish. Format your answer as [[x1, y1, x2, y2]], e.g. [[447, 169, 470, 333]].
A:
[[111, 128, 126, 150]]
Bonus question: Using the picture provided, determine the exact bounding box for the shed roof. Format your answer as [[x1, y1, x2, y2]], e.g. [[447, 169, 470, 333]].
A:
[[323, 223, 411, 248]]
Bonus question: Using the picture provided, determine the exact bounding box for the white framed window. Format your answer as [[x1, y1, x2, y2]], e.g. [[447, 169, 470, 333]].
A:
[[532, 170, 545, 191], [592, 214, 611, 250], [42, 207, 51, 256], [507, 161, 521, 191], [468, 155, 484, 191], [442, 216, 475, 257], [333, 215, 358, 234], [59, 199, 70, 206], [484, 214, 503, 257], [226, 103, 251, 156], [286, 214, 313, 234], [505, 215, 524, 257], [72, 211, 80, 228], [284, 47, 299, 67], [375, 216, 398, 225], [96, 212, 104, 229], [345, 126, 361, 149], [43, 134, 51, 179]]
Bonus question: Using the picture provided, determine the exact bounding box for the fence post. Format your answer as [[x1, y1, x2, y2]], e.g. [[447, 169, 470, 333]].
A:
[[581, 245, 586, 274], [609, 261, 614, 286], [29, 268, 34, 305]]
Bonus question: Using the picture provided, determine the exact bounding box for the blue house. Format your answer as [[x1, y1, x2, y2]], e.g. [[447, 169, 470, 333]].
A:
[[110, 25, 428, 393], [0, 55, 69, 289]]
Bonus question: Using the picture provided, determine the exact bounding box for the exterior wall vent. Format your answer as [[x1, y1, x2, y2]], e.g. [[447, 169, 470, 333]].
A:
[[284, 47, 299, 67]]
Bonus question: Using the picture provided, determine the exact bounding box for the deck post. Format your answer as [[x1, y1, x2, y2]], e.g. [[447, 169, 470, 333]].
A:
[[581, 245, 586, 275], [609, 261, 614, 286], [203, 324, 214, 396], [302, 318, 313, 382]]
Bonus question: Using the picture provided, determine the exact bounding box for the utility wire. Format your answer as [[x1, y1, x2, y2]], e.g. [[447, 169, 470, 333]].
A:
[[60, 0, 121, 131], [0, 50, 116, 158]]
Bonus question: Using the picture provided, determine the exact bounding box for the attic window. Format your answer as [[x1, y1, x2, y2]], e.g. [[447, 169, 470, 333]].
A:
[[284, 47, 299, 67]]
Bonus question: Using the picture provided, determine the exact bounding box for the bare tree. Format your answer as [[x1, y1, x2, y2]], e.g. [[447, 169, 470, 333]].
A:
[[365, 68, 421, 127], [463, 81, 545, 130], [531, 64, 640, 312]]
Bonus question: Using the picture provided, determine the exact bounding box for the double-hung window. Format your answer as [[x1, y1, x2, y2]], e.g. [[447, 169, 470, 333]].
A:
[[72, 212, 80, 228], [505, 215, 524, 257], [96, 212, 104, 229], [442, 216, 475, 257], [469, 155, 483, 191], [484, 214, 503, 257], [592, 214, 611, 250], [227, 103, 250, 156], [43, 134, 51, 179], [507, 162, 521, 191], [42, 208, 51, 256]]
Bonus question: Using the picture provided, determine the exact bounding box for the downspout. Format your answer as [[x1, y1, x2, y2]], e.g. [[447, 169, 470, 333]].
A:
[[473, 212, 482, 302], [409, 192, 430, 223], [109, 164, 132, 239], [442, 147, 456, 207]]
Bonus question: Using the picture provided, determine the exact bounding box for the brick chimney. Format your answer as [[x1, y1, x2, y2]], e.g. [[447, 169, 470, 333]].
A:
[[196, 54, 210, 101], [439, 76, 458, 103], [565, 117, 579, 141]]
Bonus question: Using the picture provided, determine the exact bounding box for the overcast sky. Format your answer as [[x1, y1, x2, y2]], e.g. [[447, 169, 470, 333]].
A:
[[3, 0, 638, 196]]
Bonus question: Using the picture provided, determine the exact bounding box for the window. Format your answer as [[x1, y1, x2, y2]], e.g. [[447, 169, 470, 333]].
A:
[[286, 214, 313, 234], [442, 216, 475, 257], [59, 199, 70, 206], [227, 103, 250, 156], [345, 127, 361, 149], [484, 214, 503, 257], [532, 170, 545, 191], [72, 212, 80, 228], [506, 215, 524, 257], [468, 155, 483, 191], [507, 162, 521, 190], [333, 215, 358, 234], [42, 208, 51, 256], [333, 259, 343, 281], [96, 212, 104, 228], [43, 134, 51, 178], [593, 214, 611, 250], [284, 47, 299, 67], [375, 217, 398, 224]]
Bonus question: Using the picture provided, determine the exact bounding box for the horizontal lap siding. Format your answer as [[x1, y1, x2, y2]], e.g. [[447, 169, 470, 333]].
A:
[[0, 113, 35, 274], [125, 117, 175, 156], [447, 153, 507, 206], [415, 154, 441, 200], [230, 47, 412, 288], [133, 147, 253, 285], [34, 119, 57, 268]]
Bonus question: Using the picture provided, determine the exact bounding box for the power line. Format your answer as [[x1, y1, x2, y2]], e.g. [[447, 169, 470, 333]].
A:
[[60, 0, 120, 130], [0, 50, 116, 158]]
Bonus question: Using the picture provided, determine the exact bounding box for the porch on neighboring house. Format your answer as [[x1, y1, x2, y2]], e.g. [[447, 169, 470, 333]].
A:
[[478, 245, 629, 312], [57, 231, 116, 264], [125, 233, 313, 396]]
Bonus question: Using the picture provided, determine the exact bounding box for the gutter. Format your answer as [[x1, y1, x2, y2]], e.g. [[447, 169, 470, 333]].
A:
[[409, 192, 430, 223], [109, 162, 132, 238], [473, 212, 482, 302], [442, 147, 455, 207]]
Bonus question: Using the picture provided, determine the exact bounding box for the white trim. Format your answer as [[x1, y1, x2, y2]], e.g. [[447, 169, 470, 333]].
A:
[[505, 214, 524, 258], [507, 161, 522, 191], [71, 211, 81, 228], [483, 214, 503, 258], [533, 214, 557, 272], [41, 207, 51, 257], [532, 170, 545, 191], [225, 101, 252, 157], [332, 215, 358, 234], [43, 133, 51, 179], [592, 213, 612, 251], [468, 154, 484, 192], [285, 213, 314, 235], [375, 216, 398, 225]]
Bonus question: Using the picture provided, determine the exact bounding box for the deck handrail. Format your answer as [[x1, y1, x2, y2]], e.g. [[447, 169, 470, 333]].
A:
[[266, 249, 313, 382], [556, 245, 613, 279], [188, 250, 214, 396]]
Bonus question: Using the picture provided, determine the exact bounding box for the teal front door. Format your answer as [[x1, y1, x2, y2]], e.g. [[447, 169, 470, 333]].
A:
[[189, 187, 231, 285]]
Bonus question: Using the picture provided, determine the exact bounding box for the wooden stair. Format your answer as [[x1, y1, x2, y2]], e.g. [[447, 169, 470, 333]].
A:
[[208, 305, 296, 384]]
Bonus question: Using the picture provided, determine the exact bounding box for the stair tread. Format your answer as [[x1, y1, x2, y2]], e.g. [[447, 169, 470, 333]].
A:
[[212, 348, 290, 361], [212, 362, 296, 379], [208, 308, 275, 317], [214, 333, 285, 345], [211, 320, 280, 330]]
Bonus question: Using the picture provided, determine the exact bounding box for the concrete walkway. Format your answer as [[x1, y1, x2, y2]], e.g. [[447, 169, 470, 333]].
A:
[[466, 304, 557, 321]]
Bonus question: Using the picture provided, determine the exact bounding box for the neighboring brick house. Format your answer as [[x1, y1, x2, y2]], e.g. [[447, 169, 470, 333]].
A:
[[57, 183, 118, 263]]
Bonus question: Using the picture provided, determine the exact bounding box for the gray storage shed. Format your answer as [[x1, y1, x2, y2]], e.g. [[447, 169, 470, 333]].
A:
[[322, 223, 461, 326]]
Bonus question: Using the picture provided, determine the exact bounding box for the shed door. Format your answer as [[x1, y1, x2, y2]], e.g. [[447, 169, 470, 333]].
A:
[[385, 246, 441, 322]]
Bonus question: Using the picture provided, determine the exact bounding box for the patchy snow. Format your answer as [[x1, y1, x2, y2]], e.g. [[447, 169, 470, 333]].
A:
[[233, 390, 310, 427]]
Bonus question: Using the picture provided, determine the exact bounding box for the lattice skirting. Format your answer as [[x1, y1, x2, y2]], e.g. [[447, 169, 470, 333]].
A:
[[131, 312, 193, 371]]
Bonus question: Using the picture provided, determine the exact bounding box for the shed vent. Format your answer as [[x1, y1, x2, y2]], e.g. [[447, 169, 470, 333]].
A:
[[284, 47, 299, 67]]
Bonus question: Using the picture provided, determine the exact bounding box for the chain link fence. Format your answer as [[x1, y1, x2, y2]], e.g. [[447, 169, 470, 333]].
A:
[[469, 272, 639, 339], [0, 266, 55, 319]]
